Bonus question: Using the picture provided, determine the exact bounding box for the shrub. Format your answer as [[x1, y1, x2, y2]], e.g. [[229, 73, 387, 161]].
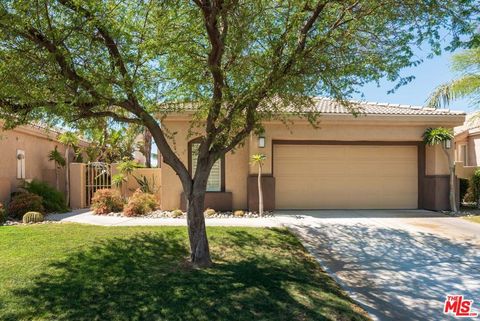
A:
[[8, 193, 45, 219], [170, 209, 183, 218], [234, 210, 245, 217], [24, 180, 68, 213], [204, 208, 216, 217], [91, 189, 124, 215], [469, 169, 480, 207], [123, 189, 158, 217], [0, 203, 5, 224], [22, 211, 44, 224]]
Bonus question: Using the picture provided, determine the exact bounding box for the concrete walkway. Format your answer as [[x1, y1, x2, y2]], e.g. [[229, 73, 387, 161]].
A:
[[48, 209, 480, 321], [282, 210, 480, 321]]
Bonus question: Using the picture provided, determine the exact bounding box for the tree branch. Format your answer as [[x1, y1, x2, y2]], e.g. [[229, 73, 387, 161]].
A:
[[57, 0, 138, 105]]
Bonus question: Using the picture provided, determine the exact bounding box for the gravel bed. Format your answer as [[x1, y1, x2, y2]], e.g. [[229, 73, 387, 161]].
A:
[[2, 219, 64, 226], [103, 210, 274, 219]]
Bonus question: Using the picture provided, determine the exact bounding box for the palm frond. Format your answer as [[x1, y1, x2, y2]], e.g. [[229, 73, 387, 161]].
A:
[[426, 74, 480, 108]]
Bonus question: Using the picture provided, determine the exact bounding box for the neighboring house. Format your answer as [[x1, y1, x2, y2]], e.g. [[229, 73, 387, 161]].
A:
[[454, 113, 480, 167], [159, 98, 465, 212], [0, 122, 88, 204]]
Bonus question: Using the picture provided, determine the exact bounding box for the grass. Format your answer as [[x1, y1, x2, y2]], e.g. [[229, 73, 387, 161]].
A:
[[0, 224, 370, 321]]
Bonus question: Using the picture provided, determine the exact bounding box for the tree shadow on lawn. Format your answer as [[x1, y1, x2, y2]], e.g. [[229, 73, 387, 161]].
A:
[[4, 228, 369, 321]]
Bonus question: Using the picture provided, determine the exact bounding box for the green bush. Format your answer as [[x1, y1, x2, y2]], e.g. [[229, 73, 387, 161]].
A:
[[91, 189, 124, 215], [22, 211, 44, 224], [8, 193, 45, 219], [469, 170, 480, 206], [123, 189, 158, 217], [24, 180, 68, 213], [0, 202, 6, 224]]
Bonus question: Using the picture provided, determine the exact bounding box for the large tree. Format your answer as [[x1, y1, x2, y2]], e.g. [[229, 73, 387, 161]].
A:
[[0, 0, 477, 266]]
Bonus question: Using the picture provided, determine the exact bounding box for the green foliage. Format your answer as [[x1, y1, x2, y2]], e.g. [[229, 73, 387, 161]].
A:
[[22, 211, 44, 224], [250, 154, 266, 165], [0, 0, 475, 135], [117, 160, 144, 176], [469, 169, 480, 204], [170, 209, 183, 218], [48, 146, 66, 168], [204, 208, 216, 217], [58, 132, 79, 148], [8, 193, 45, 219], [428, 48, 480, 108], [91, 189, 124, 215], [123, 189, 158, 217], [80, 122, 142, 163], [0, 202, 5, 224], [422, 128, 454, 146], [112, 174, 127, 188], [23, 180, 68, 213], [132, 175, 158, 194]]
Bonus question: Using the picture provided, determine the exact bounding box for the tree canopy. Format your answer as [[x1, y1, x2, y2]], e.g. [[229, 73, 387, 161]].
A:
[[0, 0, 478, 266]]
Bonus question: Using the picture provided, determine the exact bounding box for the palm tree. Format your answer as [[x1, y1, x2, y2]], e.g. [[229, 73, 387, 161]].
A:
[[427, 48, 480, 108], [250, 154, 266, 216], [58, 132, 79, 206], [423, 127, 457, 212], [48, 146, 66, 191]]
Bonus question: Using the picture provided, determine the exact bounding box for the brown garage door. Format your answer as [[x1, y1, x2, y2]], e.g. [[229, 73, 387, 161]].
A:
[[274, 144, 418, 209]]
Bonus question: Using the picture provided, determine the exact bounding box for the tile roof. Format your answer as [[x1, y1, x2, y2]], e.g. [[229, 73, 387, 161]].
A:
[[164, 97, 465, 116], [310, 97, 465, 116]]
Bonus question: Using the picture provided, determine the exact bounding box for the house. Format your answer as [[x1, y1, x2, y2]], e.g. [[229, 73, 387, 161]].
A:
[[0, 122, 88, 204], [454, 113, 480, 167], [159, 98, 465, 212]]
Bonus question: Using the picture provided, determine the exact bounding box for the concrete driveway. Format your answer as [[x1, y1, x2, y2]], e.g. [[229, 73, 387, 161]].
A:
[[279, 210, 480, 321]]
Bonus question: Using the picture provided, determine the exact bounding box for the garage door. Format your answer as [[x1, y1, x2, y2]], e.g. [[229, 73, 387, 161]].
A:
[[274, 144, 418, 209]]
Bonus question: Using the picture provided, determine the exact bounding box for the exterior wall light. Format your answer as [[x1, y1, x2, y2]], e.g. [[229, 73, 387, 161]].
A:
[[258, 135, 266, 148], [444, 139, 452, 149]]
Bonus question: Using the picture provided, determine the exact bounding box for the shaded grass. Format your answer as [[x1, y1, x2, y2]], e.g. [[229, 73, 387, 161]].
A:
[[0, 224, 370, 321]]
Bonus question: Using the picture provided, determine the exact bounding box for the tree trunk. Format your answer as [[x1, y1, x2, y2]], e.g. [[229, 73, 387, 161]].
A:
[[258, 164, 263, 216], [65, 147, 70, 207], [144, 128, 152, 168], [186, 185, 212, 267], [55, 166, 60, 191], [442, 147, 457, 212]]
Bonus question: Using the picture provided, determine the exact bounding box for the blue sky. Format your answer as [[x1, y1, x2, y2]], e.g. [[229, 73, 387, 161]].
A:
[[351, 48, 475, 113]]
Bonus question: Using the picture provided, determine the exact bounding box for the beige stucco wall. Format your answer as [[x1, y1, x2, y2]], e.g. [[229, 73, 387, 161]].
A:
[[160, 120, 249, 210], [0, 126, 69, 204], [161, 113, 463, 210]]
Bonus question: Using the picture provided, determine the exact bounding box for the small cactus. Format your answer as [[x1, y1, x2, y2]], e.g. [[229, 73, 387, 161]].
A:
[[170, 209, 183, 218], [234, 210, 245, 217], [204, 208, 216, 217], [22, 211, 44, 224]]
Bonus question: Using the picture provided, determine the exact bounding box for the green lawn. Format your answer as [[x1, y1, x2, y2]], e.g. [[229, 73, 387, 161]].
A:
[[0, 224, 370, 321]]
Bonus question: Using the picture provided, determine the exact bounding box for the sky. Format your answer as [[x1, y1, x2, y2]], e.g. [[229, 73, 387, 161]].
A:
[[351, 47, 475, 113]]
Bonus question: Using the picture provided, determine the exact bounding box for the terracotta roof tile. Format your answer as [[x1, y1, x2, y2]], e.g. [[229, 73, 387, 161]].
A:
[[309, 98, 465, 116]]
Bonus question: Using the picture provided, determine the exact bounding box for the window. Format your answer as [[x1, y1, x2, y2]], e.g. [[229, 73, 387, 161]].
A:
[[16, 149, 25, 179], [190, 142, 223, 192]]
